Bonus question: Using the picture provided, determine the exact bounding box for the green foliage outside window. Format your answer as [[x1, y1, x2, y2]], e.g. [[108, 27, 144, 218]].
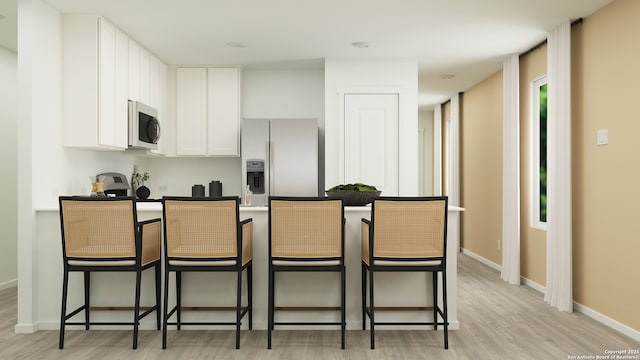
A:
[[539, 83, 547, 223]]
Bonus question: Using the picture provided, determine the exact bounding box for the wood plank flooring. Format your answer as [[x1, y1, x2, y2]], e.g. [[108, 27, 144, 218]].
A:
[[1, 254, 638, 359]]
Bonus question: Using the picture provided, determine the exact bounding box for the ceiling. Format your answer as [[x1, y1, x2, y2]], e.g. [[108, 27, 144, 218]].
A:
[[1, 0, 613, 109]]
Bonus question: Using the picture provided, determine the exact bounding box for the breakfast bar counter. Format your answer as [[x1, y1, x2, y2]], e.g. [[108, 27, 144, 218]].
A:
[[19, 204, 463, 332]]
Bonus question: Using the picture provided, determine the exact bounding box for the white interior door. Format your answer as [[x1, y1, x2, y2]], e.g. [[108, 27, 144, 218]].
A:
[[344, 94, 399, 195]]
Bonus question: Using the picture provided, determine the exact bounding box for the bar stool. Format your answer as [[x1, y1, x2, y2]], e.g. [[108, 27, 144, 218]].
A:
[[58, 196, 161, 349], [268, 196, 345, 349], [161, 196, 253, 349], [361, 196, 449, 349]]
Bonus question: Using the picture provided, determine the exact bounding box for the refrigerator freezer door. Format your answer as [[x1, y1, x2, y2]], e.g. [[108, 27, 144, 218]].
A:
[[269, 119, 318, 198], [242, 119, 270, 205]]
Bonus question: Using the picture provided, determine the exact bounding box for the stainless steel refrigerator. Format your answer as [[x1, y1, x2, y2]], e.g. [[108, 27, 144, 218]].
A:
[[241, 119, 318, 206]]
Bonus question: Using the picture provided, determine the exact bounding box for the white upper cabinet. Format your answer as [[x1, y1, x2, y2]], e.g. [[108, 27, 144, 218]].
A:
[[207, 68, 240, 156], [176, 67, 240, 156], [63, 15, 129, 150], [127, 40, 141, 102], [63, 15, 167, 152], [176, 68, 208, 155], [139, 48, 151, 105], [149, 56, 168, 155], [129, 39, 167, 155]]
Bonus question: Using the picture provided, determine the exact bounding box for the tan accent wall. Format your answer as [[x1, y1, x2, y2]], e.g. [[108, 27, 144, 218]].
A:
[[459, 0, 640, 333], [519, 45, 548, 286], [572, 0, 640, 331], [460, 71, 503, 265]]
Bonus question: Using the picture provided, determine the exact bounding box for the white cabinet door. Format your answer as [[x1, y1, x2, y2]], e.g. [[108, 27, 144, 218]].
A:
[[149, 56, 167, 155], [344, 93, 399, 195], [176, 68, 208, 155], [128, 39, 140, 102], [114, 28, 129, 149], [139, 48, 151, 105], [207, 68, 240, 156], [98, 19, 116, 148], [97, 18, 128, 149]]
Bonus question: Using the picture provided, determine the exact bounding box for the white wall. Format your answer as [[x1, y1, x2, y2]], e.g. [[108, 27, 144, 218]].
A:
[[0, 46, 18, 289], [419, 109, 434, 195], [146, 68, 325, 197], [241, 69, 324, 121], [324, 58, 419, 194], [17, 0, 146, 330]]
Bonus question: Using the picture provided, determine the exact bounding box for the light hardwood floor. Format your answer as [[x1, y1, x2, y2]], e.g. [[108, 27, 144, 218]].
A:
[[1, 254, 638, 359]]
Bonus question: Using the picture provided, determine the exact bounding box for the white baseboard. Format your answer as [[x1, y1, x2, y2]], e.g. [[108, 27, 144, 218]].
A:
[[0, 279, 17, 291], [521, 277, 545, 293], [461, 248, 501, 271], [14, 323, 36, 333], [461, 248, 640, 342], [573, 302, 640, 342]]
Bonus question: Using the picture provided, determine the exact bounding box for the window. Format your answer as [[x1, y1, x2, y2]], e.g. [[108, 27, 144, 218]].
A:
[[531, 76, 547, 229]]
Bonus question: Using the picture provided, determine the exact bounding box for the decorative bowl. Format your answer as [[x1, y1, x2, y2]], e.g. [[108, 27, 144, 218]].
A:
[[325, 190, 382, 206]]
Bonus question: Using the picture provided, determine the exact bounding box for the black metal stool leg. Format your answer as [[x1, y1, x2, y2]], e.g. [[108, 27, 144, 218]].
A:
[[341, 265, 346, 349], [155, 263, 161, 330], [361, 262, 367, 331], [433, 271, 438, 331], [369, 269, 375, 349], [442, 270, 449, 349], [235, 268, 243, 349], [59, 269, 69, 349], [162, 266, 170, 349], [176, 271, 182, 330], [248, 263, 253, 330], [133, 269, 142, 349], [267, 268, 274, 349], [84, 271, 90, 330]]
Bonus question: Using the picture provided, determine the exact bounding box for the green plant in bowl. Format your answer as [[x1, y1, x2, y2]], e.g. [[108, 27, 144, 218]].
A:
[[326, 183, 381, 206], [328, 183, 378, 191]]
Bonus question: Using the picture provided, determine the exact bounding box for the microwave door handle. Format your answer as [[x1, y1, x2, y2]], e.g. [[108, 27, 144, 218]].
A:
[[154, 120, 161, 143], [147, 119, 160, 143]]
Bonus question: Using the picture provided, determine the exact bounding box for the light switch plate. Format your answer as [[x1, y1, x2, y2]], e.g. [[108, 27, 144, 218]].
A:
[[597, 129, 608, 145]]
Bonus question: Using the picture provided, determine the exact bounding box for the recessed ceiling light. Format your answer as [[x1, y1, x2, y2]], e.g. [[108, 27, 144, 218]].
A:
[[351, 41, 370, 48], [226, 41, 247, 48], [440, 74, 455, 79]]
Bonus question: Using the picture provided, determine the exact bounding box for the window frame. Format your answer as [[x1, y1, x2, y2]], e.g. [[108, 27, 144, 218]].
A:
[[530, 75, 547, 230]]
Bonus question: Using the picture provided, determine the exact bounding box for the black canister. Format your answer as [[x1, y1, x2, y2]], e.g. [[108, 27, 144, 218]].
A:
[[192, 184, 205, 197], [209, 180, 222, 198]]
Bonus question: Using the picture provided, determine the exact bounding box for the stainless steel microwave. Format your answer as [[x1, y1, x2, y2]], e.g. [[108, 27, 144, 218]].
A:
[[128, 100, 160, 150]]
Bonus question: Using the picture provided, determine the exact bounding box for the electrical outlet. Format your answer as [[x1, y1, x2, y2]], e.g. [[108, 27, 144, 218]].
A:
[[597, 129, 608, 145], [497, 239, 501, 250]]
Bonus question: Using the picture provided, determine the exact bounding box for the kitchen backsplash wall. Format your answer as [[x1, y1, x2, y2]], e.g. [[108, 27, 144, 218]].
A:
[[147, 157, 241, 198], [62, 149, 147, 198]]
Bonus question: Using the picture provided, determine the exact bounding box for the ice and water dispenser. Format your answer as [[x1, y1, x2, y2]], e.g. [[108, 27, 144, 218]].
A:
[[246, 160, 265, 194]]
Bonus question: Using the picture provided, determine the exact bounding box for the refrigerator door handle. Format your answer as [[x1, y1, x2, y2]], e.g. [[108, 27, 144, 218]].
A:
[[269, 140, 274, 196]]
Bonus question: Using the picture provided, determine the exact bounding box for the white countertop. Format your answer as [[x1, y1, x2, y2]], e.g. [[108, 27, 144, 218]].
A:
[[37, 202, 465, 212]]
